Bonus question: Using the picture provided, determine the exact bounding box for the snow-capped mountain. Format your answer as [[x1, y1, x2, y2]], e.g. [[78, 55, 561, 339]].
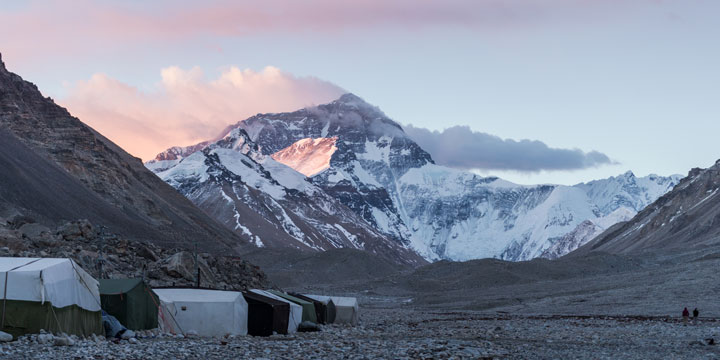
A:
[[579, 160, 720, 256], [147, 126, 425, 266], [148, 93, 681, 262]]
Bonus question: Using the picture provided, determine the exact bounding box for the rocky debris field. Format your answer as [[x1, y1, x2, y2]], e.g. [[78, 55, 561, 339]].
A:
[[0, 217, 269, 290], [1, 304, 719, 359]]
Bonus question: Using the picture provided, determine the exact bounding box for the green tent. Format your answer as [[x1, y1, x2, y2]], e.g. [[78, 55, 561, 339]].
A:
[[267, 290, 318, 324], [99, 278, 158, 330], [0, 258, 103, 337]]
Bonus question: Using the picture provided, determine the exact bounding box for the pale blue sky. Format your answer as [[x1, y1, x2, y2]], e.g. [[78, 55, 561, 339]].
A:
[[1, 0, 718, 184]]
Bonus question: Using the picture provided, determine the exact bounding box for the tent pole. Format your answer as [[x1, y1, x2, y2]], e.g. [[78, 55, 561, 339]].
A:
[[194, 241, 199, 288]]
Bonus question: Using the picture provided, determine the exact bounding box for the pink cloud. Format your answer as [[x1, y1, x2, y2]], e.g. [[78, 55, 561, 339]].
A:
[[0, 0, 661, 63], [59, 65, 344, 161]]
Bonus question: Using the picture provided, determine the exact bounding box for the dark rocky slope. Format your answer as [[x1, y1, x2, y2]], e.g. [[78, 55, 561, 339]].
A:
[[0, 53, 244, 253]]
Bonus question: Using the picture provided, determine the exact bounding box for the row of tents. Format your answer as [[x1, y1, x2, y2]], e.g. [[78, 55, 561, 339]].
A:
[[0, 258, 358, 337]]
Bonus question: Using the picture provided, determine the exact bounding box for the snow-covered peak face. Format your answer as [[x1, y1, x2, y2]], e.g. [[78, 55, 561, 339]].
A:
[[208, 127, 266, 163], [331, 93, 376, 110], [271, 137, 338, 177], [575, 171, 682, 214], [151, 141, 210, 162], [231, 94, 434, 178]]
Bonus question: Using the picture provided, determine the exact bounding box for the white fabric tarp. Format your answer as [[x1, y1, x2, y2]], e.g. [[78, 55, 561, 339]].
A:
[[153, 288, 248, 337], [306, 295, 358, 325], [250, 289, 302, 333], [0, 257, 100, 311]]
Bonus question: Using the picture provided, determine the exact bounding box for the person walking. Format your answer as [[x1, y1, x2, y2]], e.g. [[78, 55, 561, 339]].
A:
[[693, 308, 699, 320], [682, 307, 690, 324]]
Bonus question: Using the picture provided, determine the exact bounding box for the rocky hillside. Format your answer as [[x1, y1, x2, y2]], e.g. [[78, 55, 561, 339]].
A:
[[0, 217, 268, 290], [149, 93, 680, 262], [0, 52, 244, 253], [580, 159, 720, 255]]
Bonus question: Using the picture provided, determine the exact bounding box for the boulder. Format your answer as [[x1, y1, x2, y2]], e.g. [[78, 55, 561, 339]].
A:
[[160, 251, 217, 284], [58, 219, 95, 242], [136, 244, 160, 261], [18, 223, 51, 239], [6, 215, 35, 230]]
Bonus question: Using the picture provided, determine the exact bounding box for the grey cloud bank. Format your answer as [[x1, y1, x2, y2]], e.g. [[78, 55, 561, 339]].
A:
[[403, 125, 614, 172]]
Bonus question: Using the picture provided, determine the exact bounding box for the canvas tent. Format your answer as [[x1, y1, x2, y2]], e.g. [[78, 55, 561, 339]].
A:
[[289, 292, 334, 324], [306, 295, 358, 325], [153, 288, 248, 337], [267, 290, 318, 324], [242, 291, 290, 336], [250, 289, 302, 334], [99, 278, 158, 330], [0, 257, 103, 337]]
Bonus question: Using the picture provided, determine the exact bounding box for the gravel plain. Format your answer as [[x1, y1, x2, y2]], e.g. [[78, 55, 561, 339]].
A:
[[1, 303, 719, 359]]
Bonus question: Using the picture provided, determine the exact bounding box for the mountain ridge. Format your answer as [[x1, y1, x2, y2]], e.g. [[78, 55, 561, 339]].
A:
[[148, 93, 681, 262]]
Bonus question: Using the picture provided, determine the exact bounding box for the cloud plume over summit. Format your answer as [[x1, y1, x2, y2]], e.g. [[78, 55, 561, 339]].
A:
[[404, 125, 614, 172], [61, 66, 344, 161]]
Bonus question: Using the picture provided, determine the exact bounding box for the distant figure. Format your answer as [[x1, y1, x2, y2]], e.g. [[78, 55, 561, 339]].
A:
[[683, 307, 690, 323], [693, 308, 699, 319]]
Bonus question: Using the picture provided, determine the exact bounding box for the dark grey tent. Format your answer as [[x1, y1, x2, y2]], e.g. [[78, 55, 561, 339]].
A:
[[243, 291, 290, 336], [99, 278, 158, 330], [291, 292, 335, 324]]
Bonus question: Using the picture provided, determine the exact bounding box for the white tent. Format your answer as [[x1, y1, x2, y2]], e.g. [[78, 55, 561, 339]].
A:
[[306, 295, 358, 325], [153, 289, 248, 337], [250, 289, 302, 333], [0, 257, 102, 336]]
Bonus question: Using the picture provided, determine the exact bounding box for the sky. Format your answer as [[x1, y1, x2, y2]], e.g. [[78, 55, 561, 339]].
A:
[[1, 0, 719, 185]]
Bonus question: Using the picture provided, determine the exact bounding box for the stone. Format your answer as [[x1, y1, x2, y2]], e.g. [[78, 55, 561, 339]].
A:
[[18, 223, 51, 238], [136, 244, 160, 261], [160, 251, 216, 284], [53, 336, 70, 346], [0, 331, 12, 342], [37, 334, 53, 344], [298, 321, 322, 332]]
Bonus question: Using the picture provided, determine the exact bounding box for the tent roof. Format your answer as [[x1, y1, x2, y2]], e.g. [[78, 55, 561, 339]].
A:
[[307, 295, 358, 307], [0, 257, 69, 272], [0, 257, 100, 312], [153, 288, 243, 303], [267, 290, 312, 306], [99, 278, 144, 294], [243, 291, 287, 307]]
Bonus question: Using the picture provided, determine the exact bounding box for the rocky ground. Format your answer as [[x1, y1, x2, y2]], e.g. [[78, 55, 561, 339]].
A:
[[1, 299, 719, 359]]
